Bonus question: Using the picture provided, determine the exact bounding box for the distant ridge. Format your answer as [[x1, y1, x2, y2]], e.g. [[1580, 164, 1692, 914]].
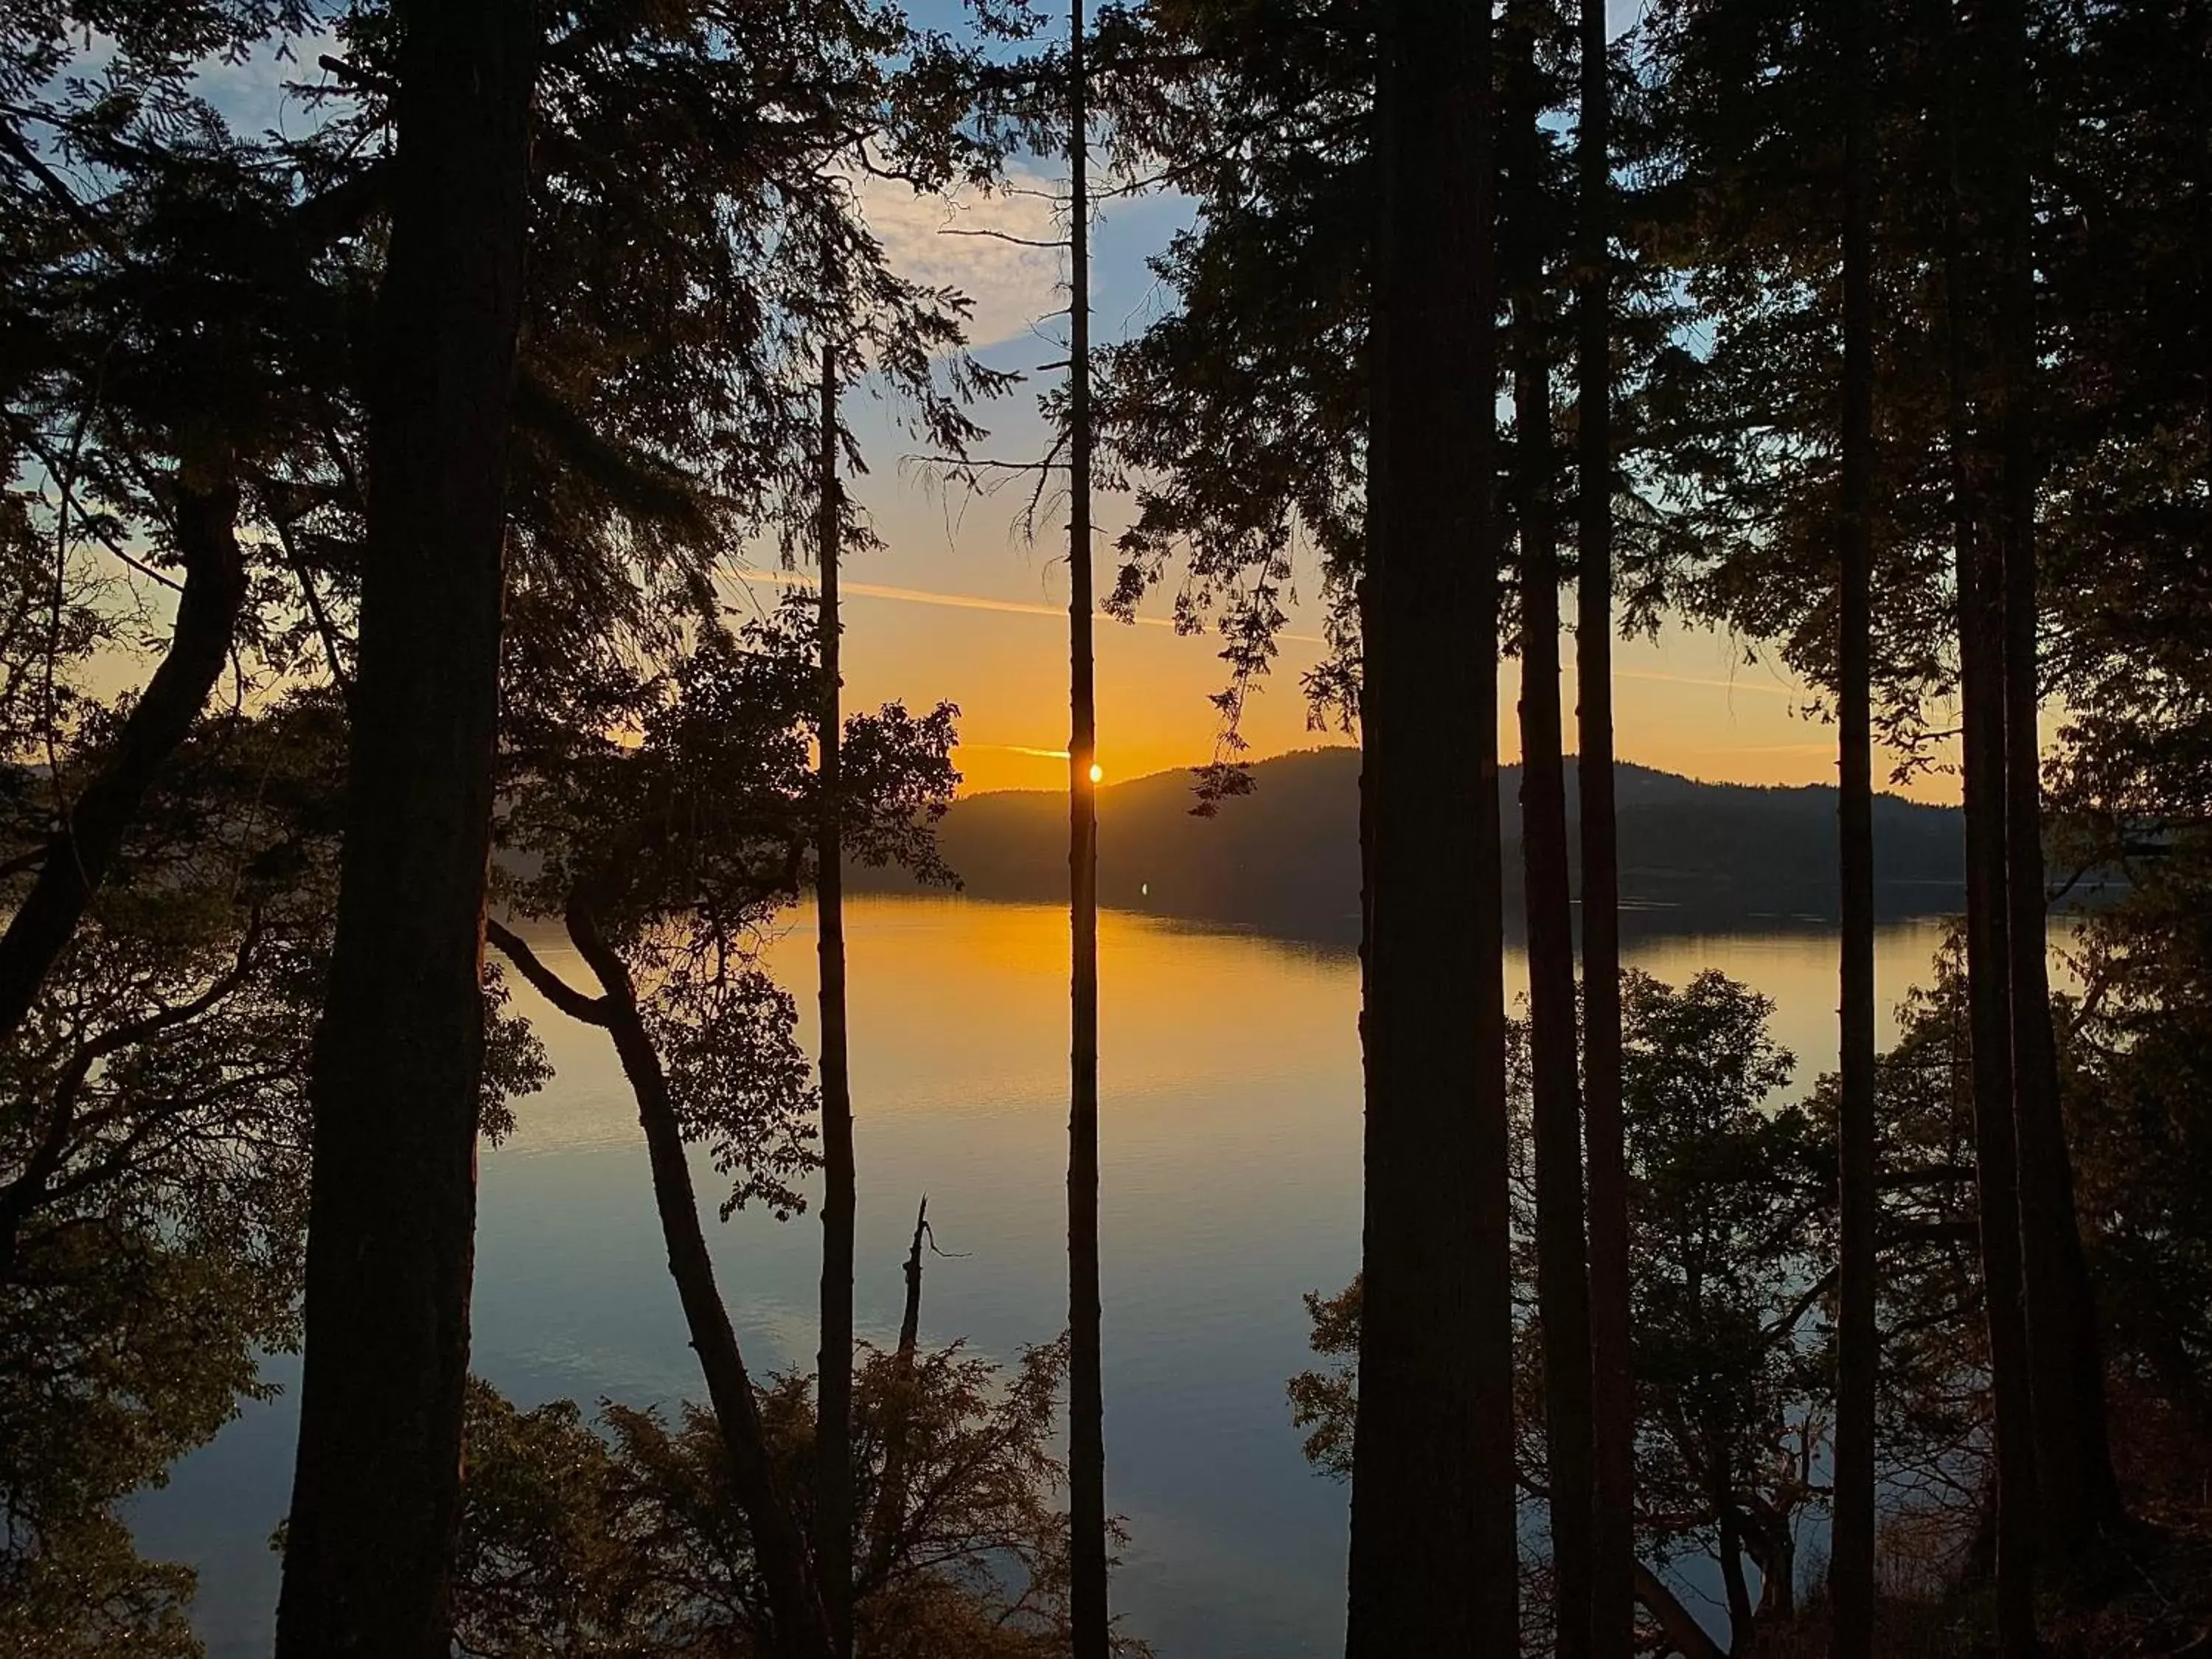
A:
[[852, 747, 1966, 942]]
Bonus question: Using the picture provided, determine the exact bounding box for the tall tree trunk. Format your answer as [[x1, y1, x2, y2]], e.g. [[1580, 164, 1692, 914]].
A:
[[274, 6, 534, 1653], [1947, 24, 2039, 1641], [0, 475, 246, 1045], [1065, 3, 1109, 1652], [1345, 0, 1513, 1650], [1574, 6, 1635, 1653], [1988, 0, 2127, 1567], [1505, 4, 1593, 1650], [561, 900, 837, 1659], [812, 344, 856, 1659], [1829, 0, 1880, 1648]]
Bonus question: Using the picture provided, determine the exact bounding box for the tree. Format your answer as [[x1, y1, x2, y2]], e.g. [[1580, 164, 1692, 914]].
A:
[[0, 694, 546, 1647], [1345, 0, 1515, 1651], [1303, 973, 1828, 1657], [1984, 0, 2126, 1566], [814, 344, 859, 1659], [1503, 1, 1596, 1651], [1574, 2, 1636, 1652], [451, 1336, 1137, 1659], [1062, 0, 1111, 1650], [275, 4, 538, 1652], [1829, 0, 1882, 1646], [0, 0, 348, 1047], [489, 602, 959, 1658]]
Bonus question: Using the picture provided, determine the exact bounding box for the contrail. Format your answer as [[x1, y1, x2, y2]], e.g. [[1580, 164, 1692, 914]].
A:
[[732, 568, 1802, 699], [731, 568, 1330, 645]]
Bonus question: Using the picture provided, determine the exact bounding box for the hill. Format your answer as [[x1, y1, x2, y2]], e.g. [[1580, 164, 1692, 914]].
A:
[[850, 748, 1967, 942]]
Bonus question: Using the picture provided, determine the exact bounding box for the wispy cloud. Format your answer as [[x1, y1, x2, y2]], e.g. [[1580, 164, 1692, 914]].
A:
[[856, 167, 1065, 351]]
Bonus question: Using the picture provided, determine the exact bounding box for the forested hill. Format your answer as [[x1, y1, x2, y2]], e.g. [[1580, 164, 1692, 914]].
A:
[[852, 747, 1966, 940]]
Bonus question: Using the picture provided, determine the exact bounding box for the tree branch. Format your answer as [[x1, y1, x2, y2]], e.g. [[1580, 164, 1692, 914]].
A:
[[485, 917, 613, 1026]]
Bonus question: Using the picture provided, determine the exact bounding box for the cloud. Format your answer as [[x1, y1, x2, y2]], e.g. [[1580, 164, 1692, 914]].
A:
[[856, 167, 1065, 351]]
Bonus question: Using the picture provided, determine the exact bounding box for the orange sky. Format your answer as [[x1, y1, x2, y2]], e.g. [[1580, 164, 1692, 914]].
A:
[[729, 463, 1962, 804]]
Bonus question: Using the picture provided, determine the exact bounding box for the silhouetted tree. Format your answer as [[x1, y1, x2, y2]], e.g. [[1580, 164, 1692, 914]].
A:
[[489, 604, 958, 1658], [1503, 2, 1596, 1651], [1829, 0, 1881, 1646], [1061, 4, 1110, 1655], [1983, 0, 2126, 1571], [1346, 0, 1516, 1651], [276, 6, 538, 1653], [813, 344, 859, 1659], [1944, 7, 2039, 1639], [1574, 4, 1636, 1652]]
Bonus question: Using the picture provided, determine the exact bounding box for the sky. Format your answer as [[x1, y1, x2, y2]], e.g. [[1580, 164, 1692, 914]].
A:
[[189, 7, 1958, 805]]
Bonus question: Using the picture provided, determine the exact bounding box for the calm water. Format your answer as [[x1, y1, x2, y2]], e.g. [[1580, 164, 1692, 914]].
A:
[[133, 896, 1968, 1658]]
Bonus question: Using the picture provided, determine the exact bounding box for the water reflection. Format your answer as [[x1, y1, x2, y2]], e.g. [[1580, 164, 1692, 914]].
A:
[[137, 896, 1989, 1658]]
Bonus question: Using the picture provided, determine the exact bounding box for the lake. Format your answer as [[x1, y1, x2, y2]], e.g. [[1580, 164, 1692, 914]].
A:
[[133, 894, 1973, 1658]]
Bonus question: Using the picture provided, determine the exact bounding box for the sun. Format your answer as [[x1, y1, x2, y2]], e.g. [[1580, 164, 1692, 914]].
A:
[[1088, 762, 1105, 785]]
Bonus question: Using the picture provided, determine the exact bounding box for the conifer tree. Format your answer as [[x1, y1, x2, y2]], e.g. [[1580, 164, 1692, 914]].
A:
[[276, 4, 537, 1651], [1346, 0, 1515, 1649]]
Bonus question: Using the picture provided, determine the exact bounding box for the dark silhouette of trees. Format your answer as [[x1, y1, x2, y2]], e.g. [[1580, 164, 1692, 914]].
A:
[[488, 605, 959, 1658], [1575, 3, 1635, 1652], [453, 1335, 1108, 1656], [1504, 2, 1596, 1652], [1829, 0, 1880, 1647], [1346, 0, 1515, 1652], [0, 489, 246, 1045], [813, 344, 858, 1659], [276, 5, 538, 1652], [1984, 0, 2126, 1570], [1062, 3, 1110, 1654]]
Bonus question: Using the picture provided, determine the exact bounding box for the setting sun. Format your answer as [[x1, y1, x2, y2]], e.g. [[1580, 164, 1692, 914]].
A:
[[1088, 762, 1104, 785]]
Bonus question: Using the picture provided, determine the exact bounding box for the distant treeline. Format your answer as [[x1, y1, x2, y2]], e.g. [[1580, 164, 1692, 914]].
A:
[[850, 748, 1970, 940]]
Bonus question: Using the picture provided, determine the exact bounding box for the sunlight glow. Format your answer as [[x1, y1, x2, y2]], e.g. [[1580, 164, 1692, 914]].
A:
[[1088, 762, 1105, 785]]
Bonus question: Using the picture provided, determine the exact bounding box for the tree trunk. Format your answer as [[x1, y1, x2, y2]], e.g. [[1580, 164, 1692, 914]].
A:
[[865, 1196, 931, 1588], [1064, 4, 1109, 1652], [1345, 0, 1514, 1650], [565, 899, 836, 1659], [1829, 0, 1881, 1649], [1947, 25, 2039, 1641], [1632, 1559, 1726, 1659], [1506, 4, 1593, 1650], [812, 343, 857, 1659], [1988, 0, 2127, 1568], [1575, 6, 1635, 1654], [1717, 1499, 1754, 1655], [0, 475, 246, 1044], [274, 6, 534, 1653]]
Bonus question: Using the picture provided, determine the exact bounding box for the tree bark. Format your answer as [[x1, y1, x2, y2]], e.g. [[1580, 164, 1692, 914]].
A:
[[1345, 0, 1514, 1650], [1575, 5, 1635, 1653], [560, 899, 837, 1659], [1506, 4, 1593, 1650], [1829, 0, 1881, 1648], [812, 343, 857, 1659], [1064, 4, 1109, 1652], [0, 476, 246, 1045], [275, 6, 535, 1653], [1988, 0, 2127, 1567], [1947, 24, 2039, 1641]]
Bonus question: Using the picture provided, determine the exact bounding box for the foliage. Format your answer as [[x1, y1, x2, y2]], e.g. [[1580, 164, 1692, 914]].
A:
[[494, 597, 958, 1217], [453, 1338, 1141, 1659], [0, 694, 546, 1644], [1291, 966, 2013, 1641]]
